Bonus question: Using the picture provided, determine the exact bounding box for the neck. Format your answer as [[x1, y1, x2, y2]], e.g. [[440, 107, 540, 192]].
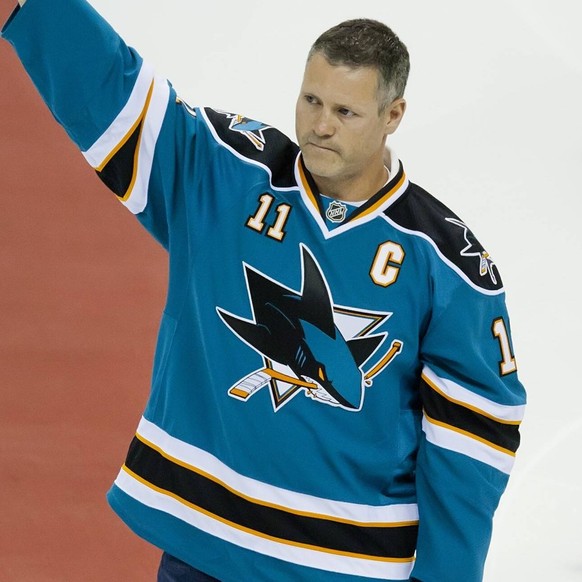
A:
[[314, 163, 389, 202]]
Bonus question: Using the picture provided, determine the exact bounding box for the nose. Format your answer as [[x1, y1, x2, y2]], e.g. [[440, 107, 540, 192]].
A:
[[313, 109, 336, 137]]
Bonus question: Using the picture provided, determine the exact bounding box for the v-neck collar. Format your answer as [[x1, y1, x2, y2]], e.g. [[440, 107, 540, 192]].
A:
[[295, 153, 409, 238]]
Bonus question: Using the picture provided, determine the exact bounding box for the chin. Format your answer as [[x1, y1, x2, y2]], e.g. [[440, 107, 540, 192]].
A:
[[302, 151, 339, 179]]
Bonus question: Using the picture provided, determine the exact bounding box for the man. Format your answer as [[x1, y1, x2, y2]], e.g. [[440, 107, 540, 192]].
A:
[[2, 1, 526, 580]]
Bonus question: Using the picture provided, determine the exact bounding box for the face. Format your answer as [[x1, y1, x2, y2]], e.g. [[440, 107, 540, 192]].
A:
[[295, 52, 405, 193]]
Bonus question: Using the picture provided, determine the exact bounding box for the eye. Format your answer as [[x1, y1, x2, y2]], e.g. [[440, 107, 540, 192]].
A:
[[304, 94, 318, 105], [338, 107, 355, 118]]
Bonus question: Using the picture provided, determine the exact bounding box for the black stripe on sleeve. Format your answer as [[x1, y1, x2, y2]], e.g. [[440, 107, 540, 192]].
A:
[[420, 377, 520, 453], [95, 122, 142, 198]]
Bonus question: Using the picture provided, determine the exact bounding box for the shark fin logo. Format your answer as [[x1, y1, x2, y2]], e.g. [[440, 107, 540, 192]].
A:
[[217, 245, 403, 412], [227, 114, 272, 151], [446, 217, 498, 284]]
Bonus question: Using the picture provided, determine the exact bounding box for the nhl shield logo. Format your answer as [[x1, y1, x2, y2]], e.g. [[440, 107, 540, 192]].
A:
[[326, 200, 348, 223]]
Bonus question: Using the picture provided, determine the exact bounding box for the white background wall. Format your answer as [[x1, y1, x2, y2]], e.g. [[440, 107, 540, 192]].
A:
[[87, 1, 582, 579]]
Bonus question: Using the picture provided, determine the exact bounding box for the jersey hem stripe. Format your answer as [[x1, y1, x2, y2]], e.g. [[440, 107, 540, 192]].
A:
[[135, 417, 418, 523], [114, 469, 415, 579]]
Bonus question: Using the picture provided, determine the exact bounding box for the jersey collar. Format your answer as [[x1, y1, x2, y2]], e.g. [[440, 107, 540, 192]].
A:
[[295, 152, 409, 237]]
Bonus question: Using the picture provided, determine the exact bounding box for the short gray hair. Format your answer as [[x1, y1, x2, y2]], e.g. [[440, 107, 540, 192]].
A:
[[308, 19, 410, 111]]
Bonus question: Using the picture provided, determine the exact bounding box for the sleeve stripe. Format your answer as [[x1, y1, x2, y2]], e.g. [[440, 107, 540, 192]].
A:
[[422, 416, 515, 474], [121, 74, 169, 214], [423, 375, 520, 426], [92, 80, 154, 200], [95, 79, 154, 174], [422, 365, 525, 422], [423, 413, 516, 456], [420, 375, 521, 453], [81, 62, 170, 214], [82, 61, 156, 168]]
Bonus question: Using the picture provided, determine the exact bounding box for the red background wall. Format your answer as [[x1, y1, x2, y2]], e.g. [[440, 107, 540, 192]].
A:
[[0, 0, 165, 578]]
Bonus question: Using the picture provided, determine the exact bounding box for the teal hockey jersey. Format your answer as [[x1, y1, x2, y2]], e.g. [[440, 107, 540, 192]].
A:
[[2, 1, 526, 580]]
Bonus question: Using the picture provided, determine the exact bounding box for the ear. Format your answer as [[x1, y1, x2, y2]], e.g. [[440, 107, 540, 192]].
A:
[[384, 98, 407, 136]]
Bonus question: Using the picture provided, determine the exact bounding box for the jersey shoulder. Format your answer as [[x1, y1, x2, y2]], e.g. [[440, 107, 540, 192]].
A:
[[200, 107, 299, 189], [386, 181, 503, 292]]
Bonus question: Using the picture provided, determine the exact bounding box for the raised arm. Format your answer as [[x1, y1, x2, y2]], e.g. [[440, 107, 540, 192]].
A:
[[1, 0, 197, 248]]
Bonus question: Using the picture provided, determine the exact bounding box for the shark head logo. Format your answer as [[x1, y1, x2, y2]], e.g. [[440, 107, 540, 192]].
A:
[[217, 245, 403, 411], [226, 113, 272, 151]]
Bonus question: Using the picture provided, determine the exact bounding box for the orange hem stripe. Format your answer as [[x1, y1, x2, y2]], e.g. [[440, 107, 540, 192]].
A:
[[121, 465, 416, 563], [134, 433, 418, 529]]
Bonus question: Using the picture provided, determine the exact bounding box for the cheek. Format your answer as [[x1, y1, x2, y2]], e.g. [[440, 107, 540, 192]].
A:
[[295, 102, 311, 129], [354, 125, 385, 153], [295, 118, 308, 144], [344, 128, 372, 156], [341, 131, 381, 166], [294, 104, 304, 136]]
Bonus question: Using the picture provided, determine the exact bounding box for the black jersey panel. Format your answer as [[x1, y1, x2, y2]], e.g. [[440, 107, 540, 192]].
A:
[[203, 108, 299, 189], [385, 183, 503, 291]]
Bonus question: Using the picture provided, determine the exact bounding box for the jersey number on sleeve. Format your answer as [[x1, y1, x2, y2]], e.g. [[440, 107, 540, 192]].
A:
[[492, 317, 518, 375]]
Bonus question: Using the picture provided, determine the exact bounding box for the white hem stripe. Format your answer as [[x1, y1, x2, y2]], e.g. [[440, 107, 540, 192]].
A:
[[136, 417, 418, 525], [115, 468, 414, 579]]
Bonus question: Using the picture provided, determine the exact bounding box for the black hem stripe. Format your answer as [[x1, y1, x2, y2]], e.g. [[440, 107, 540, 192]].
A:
[[125, 436, 417, 560]]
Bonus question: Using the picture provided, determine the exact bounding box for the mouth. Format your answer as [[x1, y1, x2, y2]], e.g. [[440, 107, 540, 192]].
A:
[[305, 142, 337, 153]]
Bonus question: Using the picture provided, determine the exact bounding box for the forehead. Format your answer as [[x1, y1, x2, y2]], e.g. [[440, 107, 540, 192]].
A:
[[301, 52, 381, 107]]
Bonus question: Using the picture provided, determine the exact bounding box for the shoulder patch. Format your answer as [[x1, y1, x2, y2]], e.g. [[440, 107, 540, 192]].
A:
[[386, 183, 503, 292], [202, 108, 299, 189]]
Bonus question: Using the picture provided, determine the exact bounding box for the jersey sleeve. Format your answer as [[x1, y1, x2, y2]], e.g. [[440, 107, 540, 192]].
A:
[[1, 0, 195, 249], [410, 267, 526, 581]]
